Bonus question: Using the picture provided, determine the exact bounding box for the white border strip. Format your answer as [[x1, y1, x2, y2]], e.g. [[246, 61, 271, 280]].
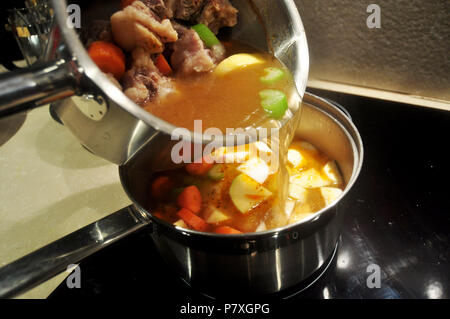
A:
[[308, 79, 450, 112]]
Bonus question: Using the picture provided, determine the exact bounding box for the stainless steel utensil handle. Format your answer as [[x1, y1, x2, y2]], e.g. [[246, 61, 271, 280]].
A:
[[0, 205, 150, 298], [0, 59, 77, 118]]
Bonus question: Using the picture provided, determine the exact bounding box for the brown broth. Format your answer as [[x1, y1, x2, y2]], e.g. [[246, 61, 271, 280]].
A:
[[144, 42, 297, 131]]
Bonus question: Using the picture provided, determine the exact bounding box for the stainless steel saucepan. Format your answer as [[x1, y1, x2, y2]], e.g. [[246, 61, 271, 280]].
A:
[[0, 93, 363, 298], [0, 0, 309, 165]]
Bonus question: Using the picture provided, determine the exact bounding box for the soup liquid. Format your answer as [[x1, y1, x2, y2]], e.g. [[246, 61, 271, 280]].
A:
[[149, 138, 344, 232], [146, 41, 314, 231], [145, 42, 299, 132]]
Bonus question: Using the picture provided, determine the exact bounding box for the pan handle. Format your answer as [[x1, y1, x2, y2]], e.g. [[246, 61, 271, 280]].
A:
[[0, 205, 151, 298], [0, 59, 78, 118]]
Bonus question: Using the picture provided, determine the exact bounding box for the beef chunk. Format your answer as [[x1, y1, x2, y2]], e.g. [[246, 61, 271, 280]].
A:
[[209, 42, 226, 62], [197, 0, 238, 34], [163, 0, 238, 34], [123, 47, 173, 104], [123, 67, 161, 103], [165, 0, 206, 21], [162, 0, 175, 18], [142, 0, 171, 19], [111, 1, 178, 53], [171, 23, 215, 75], [170, 23, 225, 75]]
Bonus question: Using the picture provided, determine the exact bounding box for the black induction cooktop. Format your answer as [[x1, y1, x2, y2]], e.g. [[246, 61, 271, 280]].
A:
[[49, 89, 449, 308]]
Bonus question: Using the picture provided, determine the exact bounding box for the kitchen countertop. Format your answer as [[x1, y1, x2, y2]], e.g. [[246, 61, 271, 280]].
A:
[[0, 105, 130, 298]]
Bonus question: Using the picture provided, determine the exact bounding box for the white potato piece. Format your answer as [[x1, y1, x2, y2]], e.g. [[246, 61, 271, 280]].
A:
[[255, 221, 267, 232], [251, 142, 278, 174], [253, 141, 273, 155], [211, 142, 274, 166], [290, 168, 333, 189], [299, 141, 318, 152], [237, 157, 270, 184], [229, 174, 272, 214], [323, 161, 343, 185], [215, 53, 265, 76], [284, 199, 296, 218], [211, 145, 250, 164], [320, 187, 344, 206], [204, 207, 230, 224], [173, 219, 188, 229], [288, 183, 307, 201], [288, 203, 314, 224], [287, 149, 305, 168]]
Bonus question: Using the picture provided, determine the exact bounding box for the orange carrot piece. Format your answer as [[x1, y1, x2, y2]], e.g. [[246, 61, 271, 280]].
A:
[[214, 226, 242, 235], [155, 54, 172, 75], [88, 41, 126, 80], [177, 208, 209, 232], [120, 0, 137, 9], [153, 212, 164, 219], [151, 176, 173, 198], [177, 185, 202, 213], [185, 156, 214, 176]]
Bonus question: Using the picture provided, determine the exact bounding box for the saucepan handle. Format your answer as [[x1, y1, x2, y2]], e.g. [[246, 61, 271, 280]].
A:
[[0, 59, 77, 118], [0, 205, 151, 298]]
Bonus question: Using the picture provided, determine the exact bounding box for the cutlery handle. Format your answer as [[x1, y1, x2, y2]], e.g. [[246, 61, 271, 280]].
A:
[[0, 205, 150, 298]]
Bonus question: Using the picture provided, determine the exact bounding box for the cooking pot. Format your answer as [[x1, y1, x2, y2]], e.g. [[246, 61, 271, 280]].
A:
[[0, 0, 309, 165], [0, 93, 363, 298]]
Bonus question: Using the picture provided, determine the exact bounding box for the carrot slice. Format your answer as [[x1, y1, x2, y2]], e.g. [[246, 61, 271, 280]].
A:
[[155, 54, 172, 75], [177, 208, 209, 232], [177, 185, 202, 213], [88, 41, 126, 80], [151, 176, 173, 198], [120, 0, 137, 9], [214, 226, 242, 234], [185, 156, 214, 176], [153, 212, 164, 219]]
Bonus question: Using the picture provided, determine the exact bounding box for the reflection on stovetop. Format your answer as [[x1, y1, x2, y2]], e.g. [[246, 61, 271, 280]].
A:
[[49, 90, 449, 304]]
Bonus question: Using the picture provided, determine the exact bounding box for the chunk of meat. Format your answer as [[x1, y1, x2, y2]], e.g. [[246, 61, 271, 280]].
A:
[[142, 0, 171, 19], [123, 47, 174, 104], [171, 24, 214, 74], [130, 46, 160, 71], [123, 68, 160, 103], [163, 0, 176, 18], [111, 1, 178, 53], [197, 0, 238, 34], [111, 9, 162, 53], [163, 0, 238, 34], [165, 0, 206, 21], [123, 66, 174, 104], [132, 1, 178, 41], [209, 42, 226, 62], [171, 23, 225, 75]]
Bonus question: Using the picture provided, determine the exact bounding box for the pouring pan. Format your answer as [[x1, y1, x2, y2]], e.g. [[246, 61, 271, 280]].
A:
[[0, 0, 309, 165], [0, 93, 363, 298]]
